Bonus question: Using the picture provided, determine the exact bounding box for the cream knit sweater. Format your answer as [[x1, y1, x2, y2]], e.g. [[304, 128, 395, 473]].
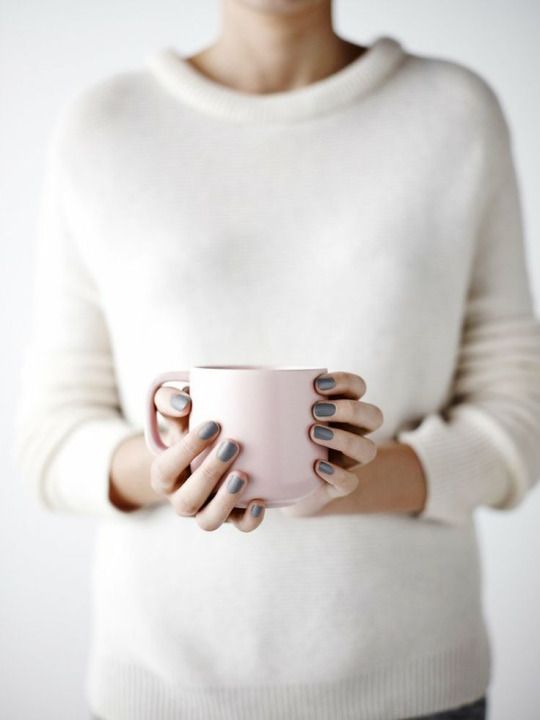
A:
[[14, 35, 540, 720]]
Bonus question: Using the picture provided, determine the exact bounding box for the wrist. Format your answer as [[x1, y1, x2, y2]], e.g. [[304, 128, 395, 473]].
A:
[[374, 440, 427, 515], [109, 433, 163, 512], [317, 440, 427, 517]]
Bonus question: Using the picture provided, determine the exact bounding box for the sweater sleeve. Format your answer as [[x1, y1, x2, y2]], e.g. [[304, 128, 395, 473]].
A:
[[396, 88, 540, 526], [12, 108, 145, 519]]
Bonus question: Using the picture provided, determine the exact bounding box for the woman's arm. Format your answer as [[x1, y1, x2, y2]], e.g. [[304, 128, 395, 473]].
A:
[[108, 433, 160, 512], [295, 84, 540, 525], [13, 122, 268, 533], [316, 84, 540, 526], [391, 86, 540, 526], [13, 101, 146, 518]]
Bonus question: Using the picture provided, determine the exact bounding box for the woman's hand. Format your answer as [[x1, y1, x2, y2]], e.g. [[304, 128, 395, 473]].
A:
[[280, 371, 384, 518], [149, 384, 266, 532], [109, 383, 266, 531]]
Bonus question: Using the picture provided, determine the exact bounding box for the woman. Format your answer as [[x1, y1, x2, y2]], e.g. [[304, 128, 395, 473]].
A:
[[14, 0, 540, 718]]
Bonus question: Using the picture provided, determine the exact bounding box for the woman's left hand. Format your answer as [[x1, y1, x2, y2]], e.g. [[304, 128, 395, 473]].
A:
[[280, 370, 384, 518]]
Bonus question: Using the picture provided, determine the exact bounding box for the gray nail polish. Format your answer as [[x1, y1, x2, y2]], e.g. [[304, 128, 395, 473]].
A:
[[318, 461, 334, 475], [314, 425, 334, 440], [227, 474, 244, 494], [198, 421, 219, 439], [314, 402, 335, 417], [250, 504, 263, 517], [170, 393, 190, 411], [316, 376, 336, 390], [217, 440, 238, 461]]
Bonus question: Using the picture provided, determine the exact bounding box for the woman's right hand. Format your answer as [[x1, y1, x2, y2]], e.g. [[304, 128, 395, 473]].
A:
[[148, 384, 266, 532]]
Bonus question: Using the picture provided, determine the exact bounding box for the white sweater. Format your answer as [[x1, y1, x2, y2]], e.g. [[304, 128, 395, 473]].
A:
[[14, 34, 540, 720]]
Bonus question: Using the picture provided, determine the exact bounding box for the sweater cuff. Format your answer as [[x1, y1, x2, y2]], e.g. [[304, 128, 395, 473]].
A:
[[396, 404, 529, 525], [43, 416, 146, 519]]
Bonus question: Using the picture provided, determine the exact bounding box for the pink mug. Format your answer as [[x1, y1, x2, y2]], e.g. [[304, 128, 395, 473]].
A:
[[144, 365, 330, 508]]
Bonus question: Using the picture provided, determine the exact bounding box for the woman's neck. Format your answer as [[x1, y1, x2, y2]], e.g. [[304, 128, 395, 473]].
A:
[[186, 0, 366, 95]]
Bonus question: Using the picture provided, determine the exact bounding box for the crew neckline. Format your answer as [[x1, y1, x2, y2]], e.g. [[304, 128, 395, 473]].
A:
[[144, 35, 406, 123]]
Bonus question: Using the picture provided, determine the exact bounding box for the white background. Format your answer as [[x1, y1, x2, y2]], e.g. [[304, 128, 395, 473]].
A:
[[1, 1, 539, 718]]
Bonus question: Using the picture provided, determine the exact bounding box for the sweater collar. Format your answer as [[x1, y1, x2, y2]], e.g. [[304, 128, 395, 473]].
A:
[[144, 35, 406, 123]]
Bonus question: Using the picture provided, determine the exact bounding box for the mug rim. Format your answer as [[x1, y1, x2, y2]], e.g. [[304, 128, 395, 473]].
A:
[[193, 365, 326, 372]]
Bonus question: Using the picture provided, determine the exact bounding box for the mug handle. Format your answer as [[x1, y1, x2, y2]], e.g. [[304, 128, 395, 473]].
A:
[[145, 370, 190, 455]]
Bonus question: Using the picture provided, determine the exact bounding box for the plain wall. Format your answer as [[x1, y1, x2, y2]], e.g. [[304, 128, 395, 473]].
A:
[[1, 1, 539, 718]]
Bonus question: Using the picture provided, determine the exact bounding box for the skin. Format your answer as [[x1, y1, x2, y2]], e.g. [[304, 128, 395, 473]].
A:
[[185, 0, 368, 95], [109, 0, 428, 529]]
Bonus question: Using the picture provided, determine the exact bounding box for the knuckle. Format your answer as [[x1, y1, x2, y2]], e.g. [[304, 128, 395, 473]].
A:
[[342, 433, 358, 457], [363, 437, 378, 461], [198, 461, 218, 483], [331, 483, 349, 498], [196, 514, 220, 532], [340, 471, 359, 494], [150, 461, 167, 489], [344, 399, 358, 421], [360, 402, 383, 430], [182, 435, 203, 456], [150, 475, 164, 496], [164, 424, 181, 446], [172, 494, 198, 516]]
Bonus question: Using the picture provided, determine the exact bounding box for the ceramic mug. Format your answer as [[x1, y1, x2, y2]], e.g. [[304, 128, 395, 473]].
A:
[[144, 365, 330, 508]]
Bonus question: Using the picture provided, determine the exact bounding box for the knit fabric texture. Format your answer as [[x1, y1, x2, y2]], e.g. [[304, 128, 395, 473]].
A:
[[14, 34, 540, 720]]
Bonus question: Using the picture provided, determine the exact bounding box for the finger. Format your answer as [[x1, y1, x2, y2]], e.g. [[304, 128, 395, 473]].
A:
[[194, 470, 250, 531], [226, 500, 266, 532], [314, 371, 367, 400], [169, 436, 241, 517], [312, 398, 384, 432], [153, 384, 192, 444], [309, 423, 377, 465], [313, 459, 360, 499], [154, 384, 192, 418], [150, 419, 221, 495]]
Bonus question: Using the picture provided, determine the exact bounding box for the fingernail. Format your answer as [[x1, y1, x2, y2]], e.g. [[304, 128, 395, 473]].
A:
[[314, 402, 335, 417], [227, 473, 244, 494], [170, 393, 190, 411], [217, 440, 238, 461], [318, 461, 334, 475], [198, 421, 219, 439], [251, 504, 263, 517], [314, 425, 334, 440], [316, 375, 336, 390]]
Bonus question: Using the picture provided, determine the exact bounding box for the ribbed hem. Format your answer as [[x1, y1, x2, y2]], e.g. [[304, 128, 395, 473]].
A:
[[86, 636, 490, 720], [43, 416, 147, 519], [144, 35, 407, 123], [397, 404, 528, 526]]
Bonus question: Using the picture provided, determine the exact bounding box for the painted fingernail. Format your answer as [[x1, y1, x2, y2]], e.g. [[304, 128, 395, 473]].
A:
[[251, 504, 263, 517], [198, 421, 219, 439], [227, 473, 244, 494], [170, 393, 190, 411], [217, 440, 238, 461], [316, 375, 336, 390], [318, 461, 334, 475], [314, 402, 335, 417], [314, 425, 334, 440]]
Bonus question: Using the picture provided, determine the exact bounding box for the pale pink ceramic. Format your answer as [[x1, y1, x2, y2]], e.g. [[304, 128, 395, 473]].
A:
[[144, 365, 329, 508]]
